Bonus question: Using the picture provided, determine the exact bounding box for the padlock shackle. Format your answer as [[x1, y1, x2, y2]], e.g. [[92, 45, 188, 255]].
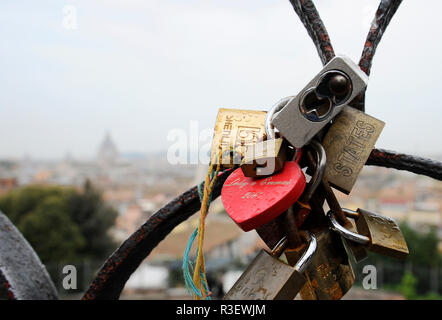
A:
[[265, 96, 293, 139], [303, 140, 326, 201], [294, 231, 317, 273], [271, 236, 289, 258], [271, 232, 317, 273], [327, 210, 370, 245], [341, 208, 360, 219], [271, 231, 318, 273]]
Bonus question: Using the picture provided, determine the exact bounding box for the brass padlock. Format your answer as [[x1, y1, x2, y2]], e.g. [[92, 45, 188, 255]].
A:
[[285, 228, 355, 300], [241, 138, 289, 177], [328, 208, 409, 260], [321, 106, 385, 194], [223, 233, 317, 300], [210, 108, 267, 167]]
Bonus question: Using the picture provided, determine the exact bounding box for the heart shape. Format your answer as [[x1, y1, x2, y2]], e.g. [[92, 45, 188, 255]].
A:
[[221, 161, 306, 231]]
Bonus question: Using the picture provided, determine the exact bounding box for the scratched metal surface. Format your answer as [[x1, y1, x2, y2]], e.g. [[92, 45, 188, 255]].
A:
[[0, 211, 58, 300]]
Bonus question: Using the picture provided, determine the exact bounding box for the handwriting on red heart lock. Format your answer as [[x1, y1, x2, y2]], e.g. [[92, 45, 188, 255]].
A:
[[221, 161, 306, 231]]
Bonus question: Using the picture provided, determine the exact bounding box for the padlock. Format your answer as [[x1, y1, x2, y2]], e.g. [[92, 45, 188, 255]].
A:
[[284, 227, 355, 300], [321, 179, 368, 263], [284, 144, 355, 300], [305, 140, 368, 263], [328, 208, 409, 260], [221, 158, 306, 231], [241, 138, 290, 177], [254, 139, 325, 249], [210, 108, 267, 167], [321, 105, 385, 194], [272, 55, 368, 148], [241, 97, 294, 178], [265, 96, 293, 140], [223, 232, 317, 300]]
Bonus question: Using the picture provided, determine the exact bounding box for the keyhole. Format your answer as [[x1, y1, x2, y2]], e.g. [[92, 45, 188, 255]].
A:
[[299, 88, 333, 122], [316, 70, 352, 105]]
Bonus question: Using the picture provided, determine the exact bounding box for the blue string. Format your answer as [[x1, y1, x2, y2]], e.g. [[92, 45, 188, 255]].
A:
[[182, 180, 212, 299], [182, 227, 205, 298]]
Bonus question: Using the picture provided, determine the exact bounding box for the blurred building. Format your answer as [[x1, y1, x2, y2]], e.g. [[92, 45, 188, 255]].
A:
[[97, 132, 119, 167]]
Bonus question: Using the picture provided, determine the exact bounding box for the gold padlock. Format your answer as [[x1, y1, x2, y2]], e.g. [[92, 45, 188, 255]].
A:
[[321, 106, 385, 194], [284, 228, 355, 300], [241, 138, 289, 177], [223, 233, 317, 300], [210, 108, 267, 168], [328, 208, 409, 260]]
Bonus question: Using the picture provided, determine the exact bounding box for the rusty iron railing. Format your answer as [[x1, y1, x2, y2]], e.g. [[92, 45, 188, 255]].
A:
[[82, 0, 442, 300], [1, 0, 441, 300]]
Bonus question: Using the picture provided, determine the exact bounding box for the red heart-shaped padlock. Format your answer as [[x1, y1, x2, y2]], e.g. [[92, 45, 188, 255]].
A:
[[221, 161, 306, 231]]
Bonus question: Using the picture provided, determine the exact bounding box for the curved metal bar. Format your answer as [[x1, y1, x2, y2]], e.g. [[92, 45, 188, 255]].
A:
[[287, 0, 365, 112], [359, 0, 403, 76], [288, 0, 335, 66], [303, 140, 326, 201], [0, 211, 59, 300], [327, 210, 370, 245], [294, 231, 317, 273], [350, 0, 403, 111], [82, 169, 234, 300], [289, 1, 403, 111], [367, 148, 442, 181]]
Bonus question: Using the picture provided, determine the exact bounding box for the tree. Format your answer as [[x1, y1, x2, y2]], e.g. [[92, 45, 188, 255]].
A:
[[398, 271, 417, 300], [360, 221, 442, 296], [0, 181, 117, 264], [18, 196, 85, 263], [66, 180, 117, 260], [399, 223, 441, 267], [0, 185, 73, 224]]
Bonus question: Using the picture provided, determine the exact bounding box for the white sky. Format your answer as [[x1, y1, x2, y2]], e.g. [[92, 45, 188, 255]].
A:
[[0, 0, 441, 160]]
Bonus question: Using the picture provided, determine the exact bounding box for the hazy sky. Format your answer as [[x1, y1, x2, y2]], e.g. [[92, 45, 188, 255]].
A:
[[0, 0, 441, 160]]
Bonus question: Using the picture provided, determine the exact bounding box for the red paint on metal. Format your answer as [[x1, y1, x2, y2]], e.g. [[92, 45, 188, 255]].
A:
[[222, 162, 306, 231]]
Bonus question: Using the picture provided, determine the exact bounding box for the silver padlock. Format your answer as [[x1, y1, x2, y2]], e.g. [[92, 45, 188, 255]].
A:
[[272, 55, 368, 148]]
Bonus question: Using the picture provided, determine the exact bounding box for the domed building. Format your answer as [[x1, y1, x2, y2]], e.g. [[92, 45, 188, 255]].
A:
[[97, 132, 119, 167]]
